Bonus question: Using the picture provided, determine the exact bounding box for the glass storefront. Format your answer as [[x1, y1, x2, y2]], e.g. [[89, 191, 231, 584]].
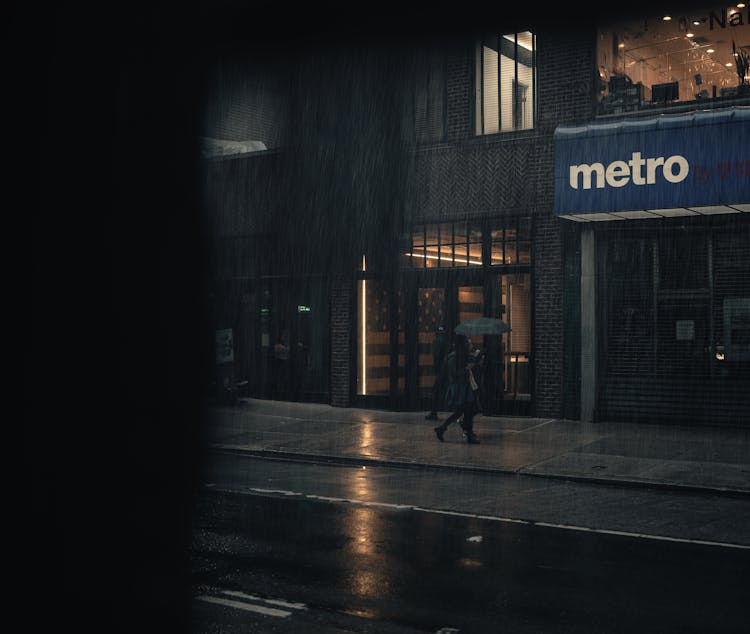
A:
[[596, 5, 750, 116], [417, 287, 446, 399], [356, 278, 391, 397], [356, 216, 534, 414], [241, 276, 330, 402]]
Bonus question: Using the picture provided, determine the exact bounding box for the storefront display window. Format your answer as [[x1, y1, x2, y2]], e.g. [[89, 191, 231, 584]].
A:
[[490, 217, 532, 265], [406, 221, 483, 267], [596, 5, 750, 116], [356, 277, 391, 396]]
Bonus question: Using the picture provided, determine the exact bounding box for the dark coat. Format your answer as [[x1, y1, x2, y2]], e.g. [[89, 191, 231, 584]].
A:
[[443, 350, 475, 410]]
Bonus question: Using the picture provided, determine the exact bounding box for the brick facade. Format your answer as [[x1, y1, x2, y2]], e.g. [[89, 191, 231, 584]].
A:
[[402, 30, 596, 417], [206, 25, 599, 417], [330, 276, 352, 407]]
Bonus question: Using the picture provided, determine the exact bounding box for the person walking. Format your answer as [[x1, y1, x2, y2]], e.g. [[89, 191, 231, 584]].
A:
[[433, 333, 480, 444], [425, 324, 450, 421]]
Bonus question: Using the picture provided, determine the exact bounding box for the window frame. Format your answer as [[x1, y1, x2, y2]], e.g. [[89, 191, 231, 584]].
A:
[[475, 30, 537, 136]]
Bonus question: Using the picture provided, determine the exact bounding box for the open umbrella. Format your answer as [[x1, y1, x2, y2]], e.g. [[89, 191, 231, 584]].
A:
[[455, 317, 510, 336]]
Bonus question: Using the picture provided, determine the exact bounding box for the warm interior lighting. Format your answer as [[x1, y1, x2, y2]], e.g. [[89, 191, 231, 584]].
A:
[[686, 32, 694, 38], [405, 252, 483, 266], [707, 48, 715, 53], [662, 15, 672, 21], [738, 3, 747, 9], [361, 255, 366, 395], [726, 62, 734, 67]]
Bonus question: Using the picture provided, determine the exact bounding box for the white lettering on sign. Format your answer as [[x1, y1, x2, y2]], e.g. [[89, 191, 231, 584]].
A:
[[569, 152, 690, 189]]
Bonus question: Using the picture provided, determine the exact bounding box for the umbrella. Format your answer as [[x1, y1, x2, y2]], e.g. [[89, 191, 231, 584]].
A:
[[455, 317, 510, 336]]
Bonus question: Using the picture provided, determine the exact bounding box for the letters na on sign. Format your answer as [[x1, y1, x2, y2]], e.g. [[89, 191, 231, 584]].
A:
[[553, 107, 750, 217]]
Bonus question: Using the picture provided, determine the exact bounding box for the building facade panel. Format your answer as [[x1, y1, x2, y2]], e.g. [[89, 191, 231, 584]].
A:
[[200, 3, 749, 427]]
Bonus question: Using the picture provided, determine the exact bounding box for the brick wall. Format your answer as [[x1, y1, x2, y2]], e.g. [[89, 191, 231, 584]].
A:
[[446, 43, 473, 142], [406, 28, 596, 417], [330, 276, 352, 407], [533, 213, 564, 417]]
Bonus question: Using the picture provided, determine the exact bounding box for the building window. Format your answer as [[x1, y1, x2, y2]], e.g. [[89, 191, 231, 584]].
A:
[[403, 218, 532, 268], [475, 31, 537, 134], [490, 217, 531, 265], [356, 274, 391, 397], [404, 221, 483, 268], [596, 6, 750, 116]]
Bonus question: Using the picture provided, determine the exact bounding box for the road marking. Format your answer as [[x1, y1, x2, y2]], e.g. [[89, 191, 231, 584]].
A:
[[417, 508, 750, 550], [250, 487, 302, 496], [233, 486, 750, 551], [511, 418, 556, 433], [220, 590, 307, 610], [196, 595, 292, 617]]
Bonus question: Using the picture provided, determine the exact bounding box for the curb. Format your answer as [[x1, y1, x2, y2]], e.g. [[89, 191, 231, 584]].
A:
[[208, 445, 750, 499]]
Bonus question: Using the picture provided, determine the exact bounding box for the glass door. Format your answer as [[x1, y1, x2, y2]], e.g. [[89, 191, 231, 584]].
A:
[[416, 287, 447, 406], [486, 272, 532, 415], [410, 278, 483, 410]]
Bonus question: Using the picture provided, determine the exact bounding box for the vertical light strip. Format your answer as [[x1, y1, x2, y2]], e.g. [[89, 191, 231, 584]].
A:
[[361, 255, 367, 395]]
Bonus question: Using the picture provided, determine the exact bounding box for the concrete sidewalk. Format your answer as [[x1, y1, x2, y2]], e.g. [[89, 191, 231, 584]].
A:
[[204, 398, 750, 496]]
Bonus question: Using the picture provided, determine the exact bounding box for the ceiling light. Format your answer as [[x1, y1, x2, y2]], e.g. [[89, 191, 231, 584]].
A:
[[737, 3, 747, 8], [686, 32, 694, 37], [618, 42, 625, 48], [707, 48, 715, 53], [663, 15, 672, 21]]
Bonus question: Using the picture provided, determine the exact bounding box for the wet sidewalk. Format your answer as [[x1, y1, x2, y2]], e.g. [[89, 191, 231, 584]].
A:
[[204, 398, 750, 496]]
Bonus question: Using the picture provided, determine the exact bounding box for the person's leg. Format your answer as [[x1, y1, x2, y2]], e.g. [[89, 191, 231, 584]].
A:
[[425, 378, 440, 419], [434, 408, 460, 441], [463, 407, 479, 443]]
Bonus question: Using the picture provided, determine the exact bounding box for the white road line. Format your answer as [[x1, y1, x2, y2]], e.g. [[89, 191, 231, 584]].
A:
[[249, 487, 302, 496], [220, 590, 307, 610], [416, 508, 750, 550], [235, 486, 750, 551], [511, 418, 556, 433], [196, 595, 292, 617]]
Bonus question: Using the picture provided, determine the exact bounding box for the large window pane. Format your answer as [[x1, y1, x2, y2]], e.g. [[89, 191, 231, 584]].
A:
[[357, 279, 390, 396], [489, 217, 533, 266], [481, 43, 500, 134], [477, 31, 536, 134], [596, 7, 750, 115], [503, 274, 531, 399], [425, 224, 440, 268], [417, 288, 446, 397]]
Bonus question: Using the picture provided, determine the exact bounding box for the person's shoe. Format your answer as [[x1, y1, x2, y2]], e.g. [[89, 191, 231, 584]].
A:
[[466, 434, 480, 444], [425, 412, 438, 421], [434, 426, 445, 442]]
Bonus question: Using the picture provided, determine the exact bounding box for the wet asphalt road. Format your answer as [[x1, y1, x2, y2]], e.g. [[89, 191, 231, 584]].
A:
[[200, 451, 750, 547], [190, 455, 750, 633]]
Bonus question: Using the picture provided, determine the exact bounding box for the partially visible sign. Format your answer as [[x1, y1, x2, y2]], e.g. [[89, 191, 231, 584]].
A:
[[675, 320, 695, 341], [215, 328, 234, 364], [554, 108, 750, 216]]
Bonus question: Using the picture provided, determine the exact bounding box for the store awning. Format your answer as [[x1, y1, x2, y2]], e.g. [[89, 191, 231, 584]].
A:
[[553, 107, 750, 221]]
